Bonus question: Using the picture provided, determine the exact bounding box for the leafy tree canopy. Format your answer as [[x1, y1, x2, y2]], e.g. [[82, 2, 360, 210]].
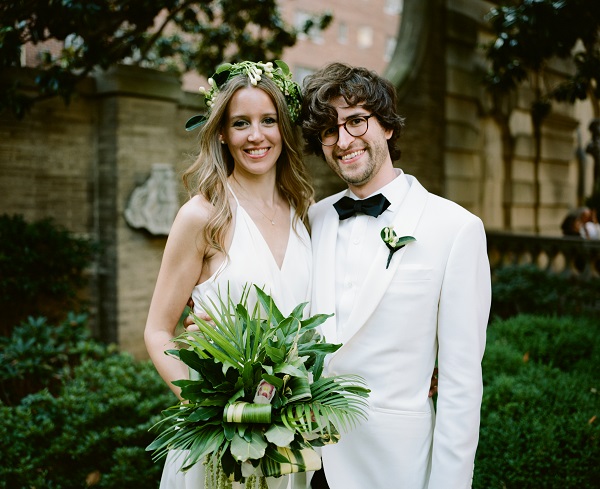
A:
[[0, 0, 332, 117], [485, 0, 600, 116]]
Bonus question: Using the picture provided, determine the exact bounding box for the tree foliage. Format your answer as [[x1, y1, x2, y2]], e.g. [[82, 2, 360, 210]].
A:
[[485, 0, 600, 116], [0, 0, 332, 116], [484, 0, 600, 225]]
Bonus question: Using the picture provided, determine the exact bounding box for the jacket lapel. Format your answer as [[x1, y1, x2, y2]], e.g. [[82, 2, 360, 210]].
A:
[[340, 176, 429, 342], [311, 199, 342, 344]]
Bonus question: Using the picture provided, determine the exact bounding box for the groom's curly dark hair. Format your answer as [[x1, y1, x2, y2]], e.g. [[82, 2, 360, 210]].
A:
[[301, 62, 405, 162]]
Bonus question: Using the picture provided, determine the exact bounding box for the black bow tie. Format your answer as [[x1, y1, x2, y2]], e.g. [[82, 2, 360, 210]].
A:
[[333, 193, 391, 220]]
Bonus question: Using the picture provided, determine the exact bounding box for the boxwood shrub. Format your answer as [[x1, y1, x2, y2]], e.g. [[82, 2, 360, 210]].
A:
[[474, 315, 600, 488], [0, 214, 97, 336], [491, 264, 600, 319], [0, 315, 174, 489]]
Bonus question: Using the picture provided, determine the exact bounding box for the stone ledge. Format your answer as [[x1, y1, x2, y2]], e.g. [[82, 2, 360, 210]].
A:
[[94, 65, 181, 102]]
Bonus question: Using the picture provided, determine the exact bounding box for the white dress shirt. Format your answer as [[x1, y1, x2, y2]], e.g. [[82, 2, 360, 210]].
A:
[[334, 169, 410, 334]]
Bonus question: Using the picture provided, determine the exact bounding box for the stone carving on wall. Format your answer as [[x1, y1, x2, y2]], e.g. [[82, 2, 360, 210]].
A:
[[124, 163, 179, 236]]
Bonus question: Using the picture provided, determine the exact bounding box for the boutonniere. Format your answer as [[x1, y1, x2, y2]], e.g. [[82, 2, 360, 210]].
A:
[[380, 226, 416, 269]]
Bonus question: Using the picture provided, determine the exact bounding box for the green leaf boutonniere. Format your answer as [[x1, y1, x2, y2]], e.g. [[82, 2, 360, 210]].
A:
[[380, 226, 416, 269]]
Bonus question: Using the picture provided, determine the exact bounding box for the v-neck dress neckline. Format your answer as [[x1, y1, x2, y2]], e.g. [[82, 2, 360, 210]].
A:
[[191, 186, 312, 317]]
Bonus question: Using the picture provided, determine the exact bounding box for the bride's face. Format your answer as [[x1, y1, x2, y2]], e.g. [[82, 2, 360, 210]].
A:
[[221, 87, 282, 178]]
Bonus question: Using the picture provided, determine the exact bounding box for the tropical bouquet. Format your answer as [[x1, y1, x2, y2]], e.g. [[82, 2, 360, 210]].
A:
[[147, 285, 370, 489]]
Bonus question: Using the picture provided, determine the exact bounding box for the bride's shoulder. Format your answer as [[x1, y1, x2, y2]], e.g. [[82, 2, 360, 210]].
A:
[[174, 195, 214, 230]]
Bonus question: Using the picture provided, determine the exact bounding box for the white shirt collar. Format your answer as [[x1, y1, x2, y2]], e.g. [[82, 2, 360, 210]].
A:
[[347, 168, 410, 213]]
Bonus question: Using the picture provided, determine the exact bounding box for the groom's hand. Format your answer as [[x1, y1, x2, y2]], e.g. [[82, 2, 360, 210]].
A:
[[182, 297, 213, 331], [429, 368, 438, 397]]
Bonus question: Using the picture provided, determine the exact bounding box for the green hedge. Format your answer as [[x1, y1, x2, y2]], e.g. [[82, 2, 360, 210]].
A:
[[0, 315, 173, 489], [0, 214, 97, 336], [491, 264, 600, 319], [474, 315, 600, 488], [0, 313, 107, 405]]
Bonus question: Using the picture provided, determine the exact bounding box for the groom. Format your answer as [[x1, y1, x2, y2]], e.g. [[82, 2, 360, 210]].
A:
[[301, 63, 491, 488]]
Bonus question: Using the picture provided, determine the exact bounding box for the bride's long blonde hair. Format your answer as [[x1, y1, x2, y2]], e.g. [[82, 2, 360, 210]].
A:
[[183, 75, 314, 254]]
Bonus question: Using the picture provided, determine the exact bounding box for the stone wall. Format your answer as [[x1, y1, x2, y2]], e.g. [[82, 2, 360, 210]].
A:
[[387, 0, 584, 236], [94, 66, 197, 356], [0, 66, 203, 358]]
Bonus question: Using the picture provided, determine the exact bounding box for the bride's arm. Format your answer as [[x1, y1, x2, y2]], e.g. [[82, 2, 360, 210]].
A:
[[144, 197, 211, 399]]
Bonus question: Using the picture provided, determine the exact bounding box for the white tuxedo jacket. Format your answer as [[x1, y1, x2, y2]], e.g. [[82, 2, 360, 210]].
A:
[[308, 175, 491, 489]]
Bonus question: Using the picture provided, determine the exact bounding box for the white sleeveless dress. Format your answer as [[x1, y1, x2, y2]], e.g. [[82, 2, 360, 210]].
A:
[[159, 189, 312, 489]]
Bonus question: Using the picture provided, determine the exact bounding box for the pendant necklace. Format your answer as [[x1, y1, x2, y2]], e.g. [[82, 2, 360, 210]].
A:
[[232, 175, 278, 225]]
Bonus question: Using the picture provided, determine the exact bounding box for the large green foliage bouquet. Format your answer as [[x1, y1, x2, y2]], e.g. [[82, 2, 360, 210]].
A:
[[147, 285, 369, 488]]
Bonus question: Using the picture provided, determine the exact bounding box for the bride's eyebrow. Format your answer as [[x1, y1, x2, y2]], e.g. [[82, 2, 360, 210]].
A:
[[229, 112, 278, 119]]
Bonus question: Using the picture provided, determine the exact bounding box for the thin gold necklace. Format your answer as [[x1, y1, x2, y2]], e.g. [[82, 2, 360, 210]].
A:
[[231, 175, 278, 225]]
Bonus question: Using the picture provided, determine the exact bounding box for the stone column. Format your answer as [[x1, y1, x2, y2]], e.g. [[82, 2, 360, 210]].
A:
[[93, 65, 183, 356]]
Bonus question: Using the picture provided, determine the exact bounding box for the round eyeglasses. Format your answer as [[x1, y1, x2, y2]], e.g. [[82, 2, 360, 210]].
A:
[[318, 114, 376, 146]]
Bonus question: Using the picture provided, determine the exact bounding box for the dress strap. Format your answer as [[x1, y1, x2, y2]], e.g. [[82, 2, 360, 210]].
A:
[[227, 182, 240, 205]]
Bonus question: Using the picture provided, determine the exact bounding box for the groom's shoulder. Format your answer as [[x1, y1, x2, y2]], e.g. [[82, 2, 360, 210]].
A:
[[309, 190, 346, 220]]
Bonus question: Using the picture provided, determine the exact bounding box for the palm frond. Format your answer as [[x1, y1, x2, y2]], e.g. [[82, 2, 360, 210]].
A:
[[280, 375, 370, 436]]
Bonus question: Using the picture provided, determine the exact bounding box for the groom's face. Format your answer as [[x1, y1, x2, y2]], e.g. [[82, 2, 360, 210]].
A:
[[321, 96, 393, 190]]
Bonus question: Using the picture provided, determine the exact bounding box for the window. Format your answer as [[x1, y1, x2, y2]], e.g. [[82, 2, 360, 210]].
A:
[[357, 26, 373, 49], [385, 0, 403, 15], [294, 10, 323, 43], [338, 22, 348, 44]]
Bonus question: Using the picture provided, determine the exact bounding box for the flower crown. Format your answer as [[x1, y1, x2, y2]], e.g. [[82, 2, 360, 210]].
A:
[[185, 60, 303, 131]]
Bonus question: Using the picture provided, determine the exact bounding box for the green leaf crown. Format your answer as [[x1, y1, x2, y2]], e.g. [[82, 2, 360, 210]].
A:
[[185, 60, 303, 131]]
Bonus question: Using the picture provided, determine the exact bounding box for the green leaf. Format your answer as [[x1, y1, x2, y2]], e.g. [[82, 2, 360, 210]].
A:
[[264, 445, 292, 464], [274, 60, 291, 76], [279, 316, 302, 338], [266, 343, 286, 363], [396, 236, 416, 247], [230, 431, 267, 462], [281, 375, 370, 436], [185, 114, 207, 131], [197, 393, 232, 406], [289, 301, 308, 320], [300, 313, 334, 332], [187, 405, 222, 422], [223, 402, 272, 424], [261, 374, 284, 390], [215, 62, 233, 74], [274, 364, 305, 377], [224, 423, 236, 441], [286, 375, 312, 403], [179, 350, 226, 385], [264, 424, 295, 447], [181, 427, 226, 470], [254, 286, 285, 325], [298, 343, 341, 355]]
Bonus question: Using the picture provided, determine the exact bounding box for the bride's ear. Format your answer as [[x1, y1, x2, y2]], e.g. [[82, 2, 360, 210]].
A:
[[219, 135, 226, 145]]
